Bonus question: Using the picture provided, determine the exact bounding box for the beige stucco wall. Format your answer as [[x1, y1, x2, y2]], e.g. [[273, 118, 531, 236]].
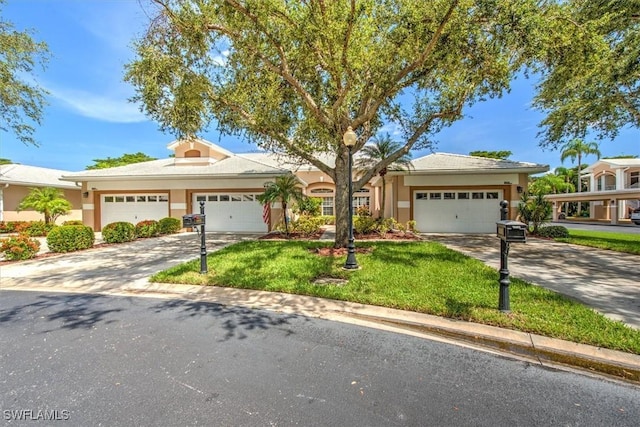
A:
[[1, 185, 82, 223]]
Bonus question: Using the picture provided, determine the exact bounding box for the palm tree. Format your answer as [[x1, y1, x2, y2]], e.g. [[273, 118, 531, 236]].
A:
[[354, 133, 413, 218], [256, 173, 304, 236], [17, 187, 72, 224], [559, 139, 601, 193], [553, 166, 577, 216]]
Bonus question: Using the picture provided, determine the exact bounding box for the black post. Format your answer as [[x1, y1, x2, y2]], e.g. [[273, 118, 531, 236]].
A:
[[199, 201, 208, 274], [498, 200, 510, 312], [344, 146, 359, 270]]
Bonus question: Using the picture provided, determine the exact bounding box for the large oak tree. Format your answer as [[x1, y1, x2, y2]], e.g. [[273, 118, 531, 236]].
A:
[[0, 0, 50, 146], [533, 0, 640, 147], [125, 0, 552, 247]]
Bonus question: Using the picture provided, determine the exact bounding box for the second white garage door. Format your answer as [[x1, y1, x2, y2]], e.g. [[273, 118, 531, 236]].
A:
[[101, 194, 169, 229], [193, 193, 267, 233], [413, 190, 503, 233]]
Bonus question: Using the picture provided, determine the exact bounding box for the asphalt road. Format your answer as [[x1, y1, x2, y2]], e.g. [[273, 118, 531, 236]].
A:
[[1, 291, 639, 426]]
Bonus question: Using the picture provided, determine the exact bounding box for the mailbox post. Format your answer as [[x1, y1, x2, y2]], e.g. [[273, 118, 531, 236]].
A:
[[182, 202, 208, 274], [496, 201, 527, 312]]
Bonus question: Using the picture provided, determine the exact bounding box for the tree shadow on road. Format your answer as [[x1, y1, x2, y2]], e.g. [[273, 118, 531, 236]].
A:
[[150, 298, 302, 342], [0, 293, 123, 331]]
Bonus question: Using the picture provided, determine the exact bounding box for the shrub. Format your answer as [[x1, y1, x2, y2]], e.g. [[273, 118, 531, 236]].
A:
[[536, 225, 570, 239], [158, 217, 181, 235], [46, 225, 95, 253], [406, 220, 417, 233], [62, 220, 84, 226], [0, 221, 16, 233], [24, 221, 56, 237], [354, 215, 377, 234], [135, 220, 160, 238], [289, 215, 324, 237], [319, 215, 335, 225], [375, 217, 396, 237], [0, 234, 41, 260], [355, 205, 371, 217], [102, 222, 136, 243], [294, 197, 322, 217]]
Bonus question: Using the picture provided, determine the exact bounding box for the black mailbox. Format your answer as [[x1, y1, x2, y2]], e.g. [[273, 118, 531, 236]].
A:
[[182, 214, 206, 228], [496, 220, 527, 243]]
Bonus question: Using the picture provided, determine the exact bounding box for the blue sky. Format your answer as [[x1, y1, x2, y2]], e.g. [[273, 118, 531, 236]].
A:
[[2, 0, 638, 173]]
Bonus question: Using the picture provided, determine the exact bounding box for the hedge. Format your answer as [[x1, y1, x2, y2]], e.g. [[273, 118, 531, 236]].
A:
[[102, 222, 136, 243], [46, 225, 95, 253], [158, 217, 181, 235], [0, 234, 41, 260], [135, 220, 160, 238]]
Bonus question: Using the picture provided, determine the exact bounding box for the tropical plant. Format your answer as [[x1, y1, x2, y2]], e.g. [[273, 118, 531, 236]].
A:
[[518, 191, 552, 235], [17, 187, 72, 224], [559, 139, 601, 193], [355, 134, 413, 217], [529, 173, 574, 195], [257, 174, 304, 236]]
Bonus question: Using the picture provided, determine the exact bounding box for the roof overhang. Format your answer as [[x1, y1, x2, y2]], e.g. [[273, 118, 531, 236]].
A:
[[545, 189, 640, 202]]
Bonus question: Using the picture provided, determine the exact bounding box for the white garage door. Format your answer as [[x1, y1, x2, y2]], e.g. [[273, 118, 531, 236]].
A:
[[101, 194, 169, 228], [193, 193, 267, 233], [414, 190, 503, 233]]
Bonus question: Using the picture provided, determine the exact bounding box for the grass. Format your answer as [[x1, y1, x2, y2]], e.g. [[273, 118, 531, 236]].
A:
[[555, 229, 640, 255], [151, 240, 640, 354]]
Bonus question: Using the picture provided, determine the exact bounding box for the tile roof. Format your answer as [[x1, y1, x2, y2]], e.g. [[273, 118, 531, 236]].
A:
[[60, 155, 289, 181], [0, 164, 79, 188], [408, 153, 548, 173]]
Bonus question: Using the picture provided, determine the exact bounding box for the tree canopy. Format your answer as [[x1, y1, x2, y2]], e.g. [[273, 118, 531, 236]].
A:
[[469, 150, 512, 160], [0, 0, 50, 146], [533, 0, 640, 147], [125, 0, 554, 246], [85, 152, 157, 170]]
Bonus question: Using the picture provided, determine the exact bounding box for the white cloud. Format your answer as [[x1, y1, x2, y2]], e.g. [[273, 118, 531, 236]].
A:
[[50, 87, 147, 123]]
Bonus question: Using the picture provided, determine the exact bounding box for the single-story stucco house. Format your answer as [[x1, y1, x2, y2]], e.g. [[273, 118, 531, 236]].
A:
[[0, 164, 82, 223], [59, 138, 548, 233]]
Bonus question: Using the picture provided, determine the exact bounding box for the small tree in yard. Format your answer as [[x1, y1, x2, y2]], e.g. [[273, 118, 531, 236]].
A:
[[518, 191, 552, 235], [257, 174, 304, 236], [17, 187, 72, 225]]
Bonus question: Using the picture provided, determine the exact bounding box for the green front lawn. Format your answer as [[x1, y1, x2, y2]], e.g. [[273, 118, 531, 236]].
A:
[[556, 229, 640, 255], [151, 240, 640, 354]]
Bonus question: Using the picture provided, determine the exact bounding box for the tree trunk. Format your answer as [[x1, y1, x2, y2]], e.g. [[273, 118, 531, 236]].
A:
[[333, 149, 351, 248], [283, 201, 289, 235], [380, 176, 387, 218]]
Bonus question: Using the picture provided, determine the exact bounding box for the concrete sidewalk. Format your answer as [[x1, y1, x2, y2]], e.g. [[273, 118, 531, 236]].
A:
[[1, 231, 639, 384]]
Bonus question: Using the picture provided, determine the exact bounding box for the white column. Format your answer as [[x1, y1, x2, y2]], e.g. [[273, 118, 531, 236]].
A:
[[616, 168, 625, 190]]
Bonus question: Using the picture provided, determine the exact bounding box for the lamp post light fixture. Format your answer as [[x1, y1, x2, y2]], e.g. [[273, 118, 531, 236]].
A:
[[343, 126, 359, 270]]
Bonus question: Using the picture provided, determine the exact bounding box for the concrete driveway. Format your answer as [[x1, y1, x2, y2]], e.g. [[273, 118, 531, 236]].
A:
[[0, 232, 258, 295], [425, 234, 640, 330]]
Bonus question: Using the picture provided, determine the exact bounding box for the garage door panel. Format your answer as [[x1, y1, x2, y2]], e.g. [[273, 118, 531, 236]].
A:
[[414, 190, 502, 233], [193, 193, 267, 233], [101, 194, 169, 228]]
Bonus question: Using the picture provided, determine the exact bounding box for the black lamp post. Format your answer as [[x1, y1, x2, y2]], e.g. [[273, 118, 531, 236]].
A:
[[498, 200, 510, 312], [199, 200, 208, 274], [343, 126, 359, 270]]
